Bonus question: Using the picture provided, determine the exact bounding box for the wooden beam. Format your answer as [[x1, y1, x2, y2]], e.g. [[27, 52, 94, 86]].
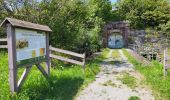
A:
[[36, 64, 49, 78], [50, 54, 84, 66], [17, 66, 32, 90], [50, 46, 85, 58], [166, 56, 170, 60], [17, 60, 47, 68], [82, 53, 86, 72], [164, 49, 167, 76], [165, 64, 170, 69], [1, 18, 52, 32], [0, 38, 7, 42], [7, 24, 18, 93], [0, 45, 8, 48], [45, 33, 50, 75]]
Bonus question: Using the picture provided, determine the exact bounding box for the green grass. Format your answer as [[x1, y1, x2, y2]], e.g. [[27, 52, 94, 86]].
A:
[[101, 48, 110, 58], [0, 48, 109, 100], [112, 49, 120, 58], [123, 49, 170, 100], [128, 96, 140, 100], [117, 73, 137, 89]]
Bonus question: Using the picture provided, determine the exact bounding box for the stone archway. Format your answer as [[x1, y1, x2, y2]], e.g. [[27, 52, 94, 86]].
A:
[[108, 32, 124, 49], [103, 21, 130, 48]]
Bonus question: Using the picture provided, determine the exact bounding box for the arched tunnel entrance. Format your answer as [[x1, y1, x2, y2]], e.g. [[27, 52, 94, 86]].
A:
[[108, 33, 124, 49], [103, 21, 129, 48]]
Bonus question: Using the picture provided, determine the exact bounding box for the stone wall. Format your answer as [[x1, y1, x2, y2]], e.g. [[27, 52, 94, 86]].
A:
[[102, 21, 130, 48]]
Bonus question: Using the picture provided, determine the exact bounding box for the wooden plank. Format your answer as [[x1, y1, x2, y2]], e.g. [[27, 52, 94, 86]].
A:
[[7, 24, 18, 92], [82, 53, 86, 72], [36, 64, 49, 78], [164, 49, 168, 76], [1, 18, 52, 32], [17, 59, 47, 68], [165, 55, 170, 60], [17, 66, 32, 89], [50, 54, 84, 66], [0, 38, 7, 42], [45, 33, 50, 75], [165, 64, 170, 69], [0, 45, 8, 48], [50, 46, 85, 58]]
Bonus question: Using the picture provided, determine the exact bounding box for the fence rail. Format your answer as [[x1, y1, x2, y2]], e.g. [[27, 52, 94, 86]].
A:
[[50, 46, 84, 58], [0, 38, 7, 42], [49, 46, 85, 69], [50, 54, 84, 66], [0, 38, 7, 49], [0, 45, 8, 48]]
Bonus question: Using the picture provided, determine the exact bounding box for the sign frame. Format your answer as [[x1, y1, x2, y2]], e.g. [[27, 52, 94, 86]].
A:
[[1, 18, 52, 93]]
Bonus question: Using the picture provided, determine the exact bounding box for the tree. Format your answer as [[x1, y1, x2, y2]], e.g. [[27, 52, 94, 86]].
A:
[[117, 0, 170, 29], [0, 0, 113, 55]]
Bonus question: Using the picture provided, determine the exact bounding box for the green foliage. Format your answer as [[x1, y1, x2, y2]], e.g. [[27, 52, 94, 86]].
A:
[[160, 21, 170, 35], [101, 48, 110, 58], [0, 0, 113, 55], [117, 0, 170, 29], [123, 49, 170, 100], [0, 49, 107, 99], [128, 96, 140, 100]]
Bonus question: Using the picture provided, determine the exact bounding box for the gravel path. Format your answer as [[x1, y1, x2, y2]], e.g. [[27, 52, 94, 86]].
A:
[[76, 49, 154, 100]]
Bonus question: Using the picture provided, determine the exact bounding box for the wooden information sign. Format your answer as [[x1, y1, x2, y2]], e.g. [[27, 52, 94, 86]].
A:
[[0, 18, 52, 93]]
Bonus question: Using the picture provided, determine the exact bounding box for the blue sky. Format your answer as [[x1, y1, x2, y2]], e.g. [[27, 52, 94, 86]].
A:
[[110, 0, 117, 3]]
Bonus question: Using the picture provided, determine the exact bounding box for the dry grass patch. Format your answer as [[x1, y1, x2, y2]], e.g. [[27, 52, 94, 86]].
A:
[[117, 73, 137, 89], [102, 80, 117, 87]]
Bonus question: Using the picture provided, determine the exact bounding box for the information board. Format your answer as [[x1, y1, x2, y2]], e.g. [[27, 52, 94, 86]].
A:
[[15, 28, 46, 64]]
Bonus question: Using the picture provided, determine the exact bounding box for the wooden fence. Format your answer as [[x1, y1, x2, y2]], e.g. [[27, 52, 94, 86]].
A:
[[163, 48, 170, 76], [49, 46, 86, 70], [0, 38, 7, 48]]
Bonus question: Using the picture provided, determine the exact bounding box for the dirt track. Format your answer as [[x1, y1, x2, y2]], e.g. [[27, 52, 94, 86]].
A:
[[76, 49, 154, 100]]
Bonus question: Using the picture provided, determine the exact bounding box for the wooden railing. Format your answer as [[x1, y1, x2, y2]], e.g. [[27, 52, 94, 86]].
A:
[[163, 48, 170, 76], [0, 38, 7, 48], [49, 46, 86, 69]]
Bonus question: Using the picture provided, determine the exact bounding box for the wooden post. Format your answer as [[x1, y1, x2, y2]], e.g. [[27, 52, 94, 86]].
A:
[[164, 48, 167, 76], [82, 53, 86, 72], [7, 24, 18, 93], [152, 49, 154, 60], [45, 33, 50, 76], [17, 66, 32, 90]]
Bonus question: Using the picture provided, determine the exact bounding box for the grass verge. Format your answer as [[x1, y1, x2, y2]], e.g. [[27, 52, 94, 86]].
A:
[[128, 96, 140, 100], [0, 48, 109, 100], [117, 73, 136, 89], [123, 49, 170, 100], [112, 49, 120, 58]]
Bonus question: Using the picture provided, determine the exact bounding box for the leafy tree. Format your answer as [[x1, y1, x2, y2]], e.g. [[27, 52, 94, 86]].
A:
[[117, 0, 170, 29], [0, 0, 113, 55]]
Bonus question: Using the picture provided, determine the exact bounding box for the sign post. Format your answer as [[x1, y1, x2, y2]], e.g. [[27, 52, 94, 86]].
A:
[[0, 18, 52, 93]]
